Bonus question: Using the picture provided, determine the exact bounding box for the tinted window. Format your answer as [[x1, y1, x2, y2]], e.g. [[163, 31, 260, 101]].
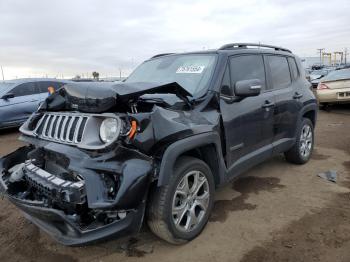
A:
[[49, 81, 65, 90], [229, 55, 266, 89], [267, 56, 291, 89], [36, 81, 64, 93], [36, 81, 61, 93], [288, 57, 299, 80], [10, 82, 37, 97], [37, 81, 50, 93]]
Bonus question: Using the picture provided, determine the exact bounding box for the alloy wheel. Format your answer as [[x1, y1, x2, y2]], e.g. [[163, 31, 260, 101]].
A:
[[299, 124, 313, 158], [172, 170, 210, 232]]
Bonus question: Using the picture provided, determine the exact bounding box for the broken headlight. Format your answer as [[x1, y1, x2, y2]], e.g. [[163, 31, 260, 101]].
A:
[[100, 118, 122, 143]]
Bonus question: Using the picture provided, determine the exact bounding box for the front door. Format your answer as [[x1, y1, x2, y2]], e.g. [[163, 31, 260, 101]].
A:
[[220, 54, 275, 175]]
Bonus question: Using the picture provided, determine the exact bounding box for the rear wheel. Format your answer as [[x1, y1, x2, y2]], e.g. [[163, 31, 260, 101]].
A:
[[284, 118, 314, 164], [147, 156, 215, 244]]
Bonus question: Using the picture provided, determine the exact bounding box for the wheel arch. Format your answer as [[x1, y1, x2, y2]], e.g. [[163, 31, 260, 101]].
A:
[[157, 132, 226, 187], [298, 103, 318, 129], [302, 108, 317, 127]]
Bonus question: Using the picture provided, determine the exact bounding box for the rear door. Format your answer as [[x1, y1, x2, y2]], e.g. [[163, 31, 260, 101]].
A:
[[265, 55, 302, 152], [220, 54, 275, 174]]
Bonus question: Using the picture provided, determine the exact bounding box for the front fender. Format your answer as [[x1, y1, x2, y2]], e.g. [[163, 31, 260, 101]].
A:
[[157, 132, 226, 186]]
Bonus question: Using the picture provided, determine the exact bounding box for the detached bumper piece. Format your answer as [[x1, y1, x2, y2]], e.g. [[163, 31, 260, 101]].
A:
[[0, 144, 153, 246]]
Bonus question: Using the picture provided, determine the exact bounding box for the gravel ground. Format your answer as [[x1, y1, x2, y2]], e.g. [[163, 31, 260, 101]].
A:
[[0, 104, 349, 262]]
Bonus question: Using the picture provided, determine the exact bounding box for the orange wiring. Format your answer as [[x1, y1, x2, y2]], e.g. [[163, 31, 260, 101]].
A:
[[128, 120, 137, 139]]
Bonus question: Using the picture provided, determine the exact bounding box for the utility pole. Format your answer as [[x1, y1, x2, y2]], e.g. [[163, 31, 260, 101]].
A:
[[344, 48, 349, 64], [0, 66, 4, 81], [317, 48, 324, 65]]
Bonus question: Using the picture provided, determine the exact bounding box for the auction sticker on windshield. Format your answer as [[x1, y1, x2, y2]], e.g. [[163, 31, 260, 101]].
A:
[[176, 65, 205, 74]]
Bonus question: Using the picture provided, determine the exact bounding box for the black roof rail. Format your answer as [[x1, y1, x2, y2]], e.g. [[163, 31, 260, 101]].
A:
[[150, 53, 175, 59], [219, 43, 292, 53]]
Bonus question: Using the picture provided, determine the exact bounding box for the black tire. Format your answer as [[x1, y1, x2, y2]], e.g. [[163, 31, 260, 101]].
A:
[[284, 118, 314, 164], [319, 103, 330, 111], [147, 156, 215, 244]]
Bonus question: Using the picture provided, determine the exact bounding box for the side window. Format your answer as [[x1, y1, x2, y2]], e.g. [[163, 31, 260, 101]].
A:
[[229, 55, 266, 90], [10, 82, 36, 97], [48, 81, 65, 90], [288, 57, 299, 80], [37, 81, 65, 93], [266, 56, 291, 89], [37, 81, 51, 93]]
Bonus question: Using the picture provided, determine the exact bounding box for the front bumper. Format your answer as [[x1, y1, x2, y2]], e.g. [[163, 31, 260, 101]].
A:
[[5, 193, 145, 246], [0, 141, 153, 246]]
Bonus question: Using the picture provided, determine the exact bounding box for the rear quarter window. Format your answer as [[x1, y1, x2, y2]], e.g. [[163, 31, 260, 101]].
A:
[[288, 57, 299, 80]]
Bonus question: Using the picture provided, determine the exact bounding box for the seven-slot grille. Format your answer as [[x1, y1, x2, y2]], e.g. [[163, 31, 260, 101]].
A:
[[35, 113, 88, 144]]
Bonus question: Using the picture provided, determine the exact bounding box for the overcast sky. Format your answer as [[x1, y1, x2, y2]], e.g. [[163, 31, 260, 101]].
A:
[[0, 0, 349, 79]]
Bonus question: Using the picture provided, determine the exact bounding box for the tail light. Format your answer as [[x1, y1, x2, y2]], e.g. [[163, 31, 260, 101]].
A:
[[317, 83, 329, 90]]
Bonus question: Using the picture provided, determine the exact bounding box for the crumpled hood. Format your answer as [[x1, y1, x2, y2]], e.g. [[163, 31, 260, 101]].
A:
[[40, 81, 192, 113]]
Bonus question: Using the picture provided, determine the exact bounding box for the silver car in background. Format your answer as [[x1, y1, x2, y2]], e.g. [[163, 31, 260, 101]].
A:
[[0, 79, 69, 129]]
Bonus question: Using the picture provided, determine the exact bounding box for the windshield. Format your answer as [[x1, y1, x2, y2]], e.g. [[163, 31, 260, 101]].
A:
[[125, 54, 217, 96], [321, 69, 350, 82]]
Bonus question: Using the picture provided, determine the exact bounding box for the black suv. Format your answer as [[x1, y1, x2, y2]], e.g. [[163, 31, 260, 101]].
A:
[[0, 43, 317, 246]]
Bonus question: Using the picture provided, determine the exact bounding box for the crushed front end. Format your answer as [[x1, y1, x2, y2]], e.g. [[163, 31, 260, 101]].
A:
[[0, 111, 153, 246], [0, 81, 218, 245]]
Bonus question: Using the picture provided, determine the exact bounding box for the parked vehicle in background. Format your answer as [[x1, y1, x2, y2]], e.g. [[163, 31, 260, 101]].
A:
[[0, 43, 317, 246], [0, 79, 69, 129], [310, 68, 334, 88], [316, 68, 350, 106]]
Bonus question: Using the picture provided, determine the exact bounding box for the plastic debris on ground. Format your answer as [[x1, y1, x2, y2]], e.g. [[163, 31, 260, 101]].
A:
[[317, 170, 337, 183]]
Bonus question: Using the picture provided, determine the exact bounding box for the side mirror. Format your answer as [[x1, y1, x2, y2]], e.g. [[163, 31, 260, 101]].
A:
[[234, 79, 262, 97], [1, 93, 15, 100]]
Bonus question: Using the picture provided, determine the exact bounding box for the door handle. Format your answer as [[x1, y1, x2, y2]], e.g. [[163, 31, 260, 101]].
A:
[[262, 100, 275, 108], [293, 92, 303, 99]]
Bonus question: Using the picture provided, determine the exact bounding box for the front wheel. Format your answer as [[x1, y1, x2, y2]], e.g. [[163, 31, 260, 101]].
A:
[[147, 156, 215, 244], [284, 118, 314, 164]]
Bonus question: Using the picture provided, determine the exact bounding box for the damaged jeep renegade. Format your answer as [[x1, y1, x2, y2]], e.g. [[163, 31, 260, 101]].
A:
[[0, 43, 317, 245]]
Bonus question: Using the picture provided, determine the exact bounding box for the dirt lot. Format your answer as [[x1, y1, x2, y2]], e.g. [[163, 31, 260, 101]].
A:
[[0, 105, 349, 262]]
